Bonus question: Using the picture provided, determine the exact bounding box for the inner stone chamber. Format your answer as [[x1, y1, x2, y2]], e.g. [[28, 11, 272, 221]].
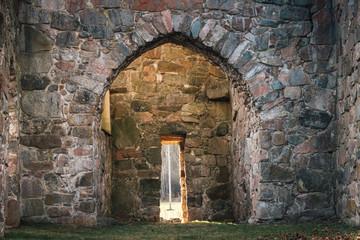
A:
[[108, 43, 233, 222]]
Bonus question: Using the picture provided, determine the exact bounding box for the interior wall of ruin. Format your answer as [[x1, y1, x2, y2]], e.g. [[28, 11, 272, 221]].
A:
[[0, 0, 19, 234], [333, 0, 360, 225]]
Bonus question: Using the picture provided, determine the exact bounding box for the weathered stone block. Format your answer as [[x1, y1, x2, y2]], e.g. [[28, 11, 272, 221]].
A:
[[20, 135, 62, 149], [126, 0, 166, 11], [207, 88, 229, 100], [140, 179, 160, 197], [145, 148, 161, 165], [21, 177, 42, 199], [79, 202, 94, 213], [112, 117, 140, 149], [45, 194, 75, 205], [280, 6, 310, 20], [20, 26, 53, 53], [80, 10, 106, 25], [180, 102, 206, 123], [299, 108, 332, 129], [55, 31, 79, 47], [17, 52, 52, 73], [216, 122, 229, 136], [46, 207, 70, 218], [261, 163, 293, 182], [256, 202, 283, 220], [51, 12, 79, 31], [206, 0, 234, 10], [208, 138, 228, 155], [21, 74, 50, 91], [296, 169, 333, 192], [6, 199, 20, 227], [206, 183, 230, 201], [76, 172, 93, 187], [22, 199, 44, 217], [271, 132, 285, 146], [289, 69, 310, 86]]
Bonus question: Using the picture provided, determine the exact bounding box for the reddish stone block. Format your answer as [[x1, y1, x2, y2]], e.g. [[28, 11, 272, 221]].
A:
[[126, 0, 166, 11], [162, 10, 172, 33], [168, 0, 202, 10], [232, 17, 251, 32], [114, 148, 142, 160], [152, 16, 167, 35], [6, 199, 19, 227], [55, 62, 74, 71], [262, 118, 283, 131], [66, 0, 85, 13], [251, 83, 271, 99], [74, 147, 93, 156]]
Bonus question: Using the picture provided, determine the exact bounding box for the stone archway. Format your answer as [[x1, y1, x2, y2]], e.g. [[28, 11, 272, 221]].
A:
[[104, 43, 236, 222]]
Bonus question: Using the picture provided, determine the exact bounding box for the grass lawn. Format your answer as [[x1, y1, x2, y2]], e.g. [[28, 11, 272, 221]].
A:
[[4, 221, 360, 240]]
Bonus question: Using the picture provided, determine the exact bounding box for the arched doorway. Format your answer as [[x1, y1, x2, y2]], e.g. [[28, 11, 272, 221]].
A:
[[102, 42, 236, 222]]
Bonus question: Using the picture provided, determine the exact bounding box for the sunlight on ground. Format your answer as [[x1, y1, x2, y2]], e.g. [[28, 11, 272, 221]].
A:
[[160, 202, 182, 220]]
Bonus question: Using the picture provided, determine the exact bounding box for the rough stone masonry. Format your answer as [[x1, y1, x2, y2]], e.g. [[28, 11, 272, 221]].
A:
[[0, 0, 357, 236]]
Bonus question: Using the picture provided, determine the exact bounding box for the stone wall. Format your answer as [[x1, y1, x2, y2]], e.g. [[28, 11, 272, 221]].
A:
[[0, 0, 19, 235], [4, 0, 340, 226], [334, 0, 360, 225], [109, 43, 233, 221]]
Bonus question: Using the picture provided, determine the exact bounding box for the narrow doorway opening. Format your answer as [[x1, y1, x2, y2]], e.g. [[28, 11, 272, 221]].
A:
[[160, 137, 188, 223]]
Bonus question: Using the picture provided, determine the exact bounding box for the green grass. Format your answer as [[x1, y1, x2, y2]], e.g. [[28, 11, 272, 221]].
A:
[[4, 221, 360, 240]]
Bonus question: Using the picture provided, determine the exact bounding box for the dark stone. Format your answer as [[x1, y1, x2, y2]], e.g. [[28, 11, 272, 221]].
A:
[[257, 91, 279, 106], [280, 6, 310, 20], [159, 123, 188, 136], [80, 9, 106, 25], [79, 202, 94, 213], [304, 61, 333, 74], [140, 179, 160, 197], [290, 0, 313, 6], [259, 19, 278, 27], [296, 169, 333, 192], [115, 160, 132, 170], [21, 150, 37, 163], [206, 0, 234, 10], [299, 108, 333, 129], [131, 100, 151, 112], [88, 25, 114, 39], [21, 74, 50, 90], [289, 69, 310, 86], [21, 178, 42, 199], [255, 0, 284, 4], [112, 117, 140, 149], [234, 51, 254, 69], [72, 127, 92, 138], [261, 163, 293, 182], [20, 135, 62, 149], [73, 89, 97, 105], [44, 173, 59, 192], [220, 33, 240, 59], [6, 199, 20, 227], [142, 197, 159, 207], [216, 122, 229, 136], [187, 195, 202, 207], [111, 185, 136, 218], [271, 80, 283, 90], [108, 9, 134, 30], [22, 199, 44, 217], [45, 193, 75, 205], [76, 172, 93, 187], [22, 26, 53, 53], [48, 85, 58, 92], [115, 42, 132, 57], [55, 31, 79, 47], [144, 148, 161, 165], [216, 166, 230, 183], [255, 34, 269, 51], [135, 160, 149, 170], [51, 12, 79, 31], [206, 183, 231, 201]]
